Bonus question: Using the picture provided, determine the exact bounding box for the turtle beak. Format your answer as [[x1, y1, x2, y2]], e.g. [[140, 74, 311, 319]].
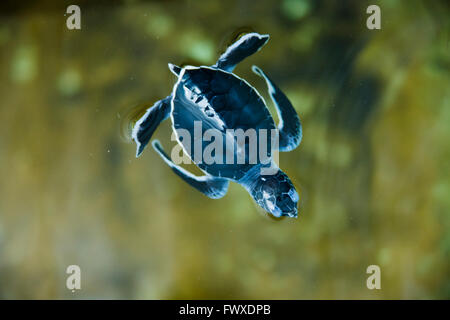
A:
[[286, 208, 298, 218]]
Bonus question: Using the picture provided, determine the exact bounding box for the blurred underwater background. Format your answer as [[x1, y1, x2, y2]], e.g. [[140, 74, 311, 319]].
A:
[[0, 0, 449, 299]]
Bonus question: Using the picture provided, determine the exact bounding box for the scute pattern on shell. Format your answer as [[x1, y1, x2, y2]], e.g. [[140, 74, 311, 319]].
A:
[[180, 67, 274, 131], [171, 66, 276, 180]]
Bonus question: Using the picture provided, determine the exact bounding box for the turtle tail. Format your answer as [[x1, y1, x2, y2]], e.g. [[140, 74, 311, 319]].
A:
[[132, 95, 171, 157]]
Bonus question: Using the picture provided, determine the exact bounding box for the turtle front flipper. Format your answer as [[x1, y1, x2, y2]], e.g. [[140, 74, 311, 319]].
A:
[[132, 95, 171, 157], [252, 66, 302, 152], [214, 33, 269, 72], [152, 140, 229, 199]]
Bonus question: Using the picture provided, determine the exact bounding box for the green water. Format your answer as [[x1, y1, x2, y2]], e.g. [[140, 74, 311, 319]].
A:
[[0, 0, 448, 299]]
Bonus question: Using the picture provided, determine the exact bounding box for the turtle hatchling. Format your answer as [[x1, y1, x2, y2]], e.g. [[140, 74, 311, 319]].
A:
[[132, 33, 302, 218]]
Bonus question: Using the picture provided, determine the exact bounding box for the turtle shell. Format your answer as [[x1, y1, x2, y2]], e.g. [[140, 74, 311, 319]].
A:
[[171, 66, 276, 180]]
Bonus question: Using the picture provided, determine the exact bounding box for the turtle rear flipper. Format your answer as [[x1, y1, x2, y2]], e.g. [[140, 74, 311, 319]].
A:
[[168, 63, 181, 76], [132, 95, 171, 157], [252, 66, 302, 152], [152, 140, 229, 199], [215, 33, 269, 72]]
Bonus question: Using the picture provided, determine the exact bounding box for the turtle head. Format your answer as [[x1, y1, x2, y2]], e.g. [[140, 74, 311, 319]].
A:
[[245, 169, 299, 218]]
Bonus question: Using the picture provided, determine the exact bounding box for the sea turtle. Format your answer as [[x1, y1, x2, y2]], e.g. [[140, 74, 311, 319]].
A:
[[132, 33, 302, 218]]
